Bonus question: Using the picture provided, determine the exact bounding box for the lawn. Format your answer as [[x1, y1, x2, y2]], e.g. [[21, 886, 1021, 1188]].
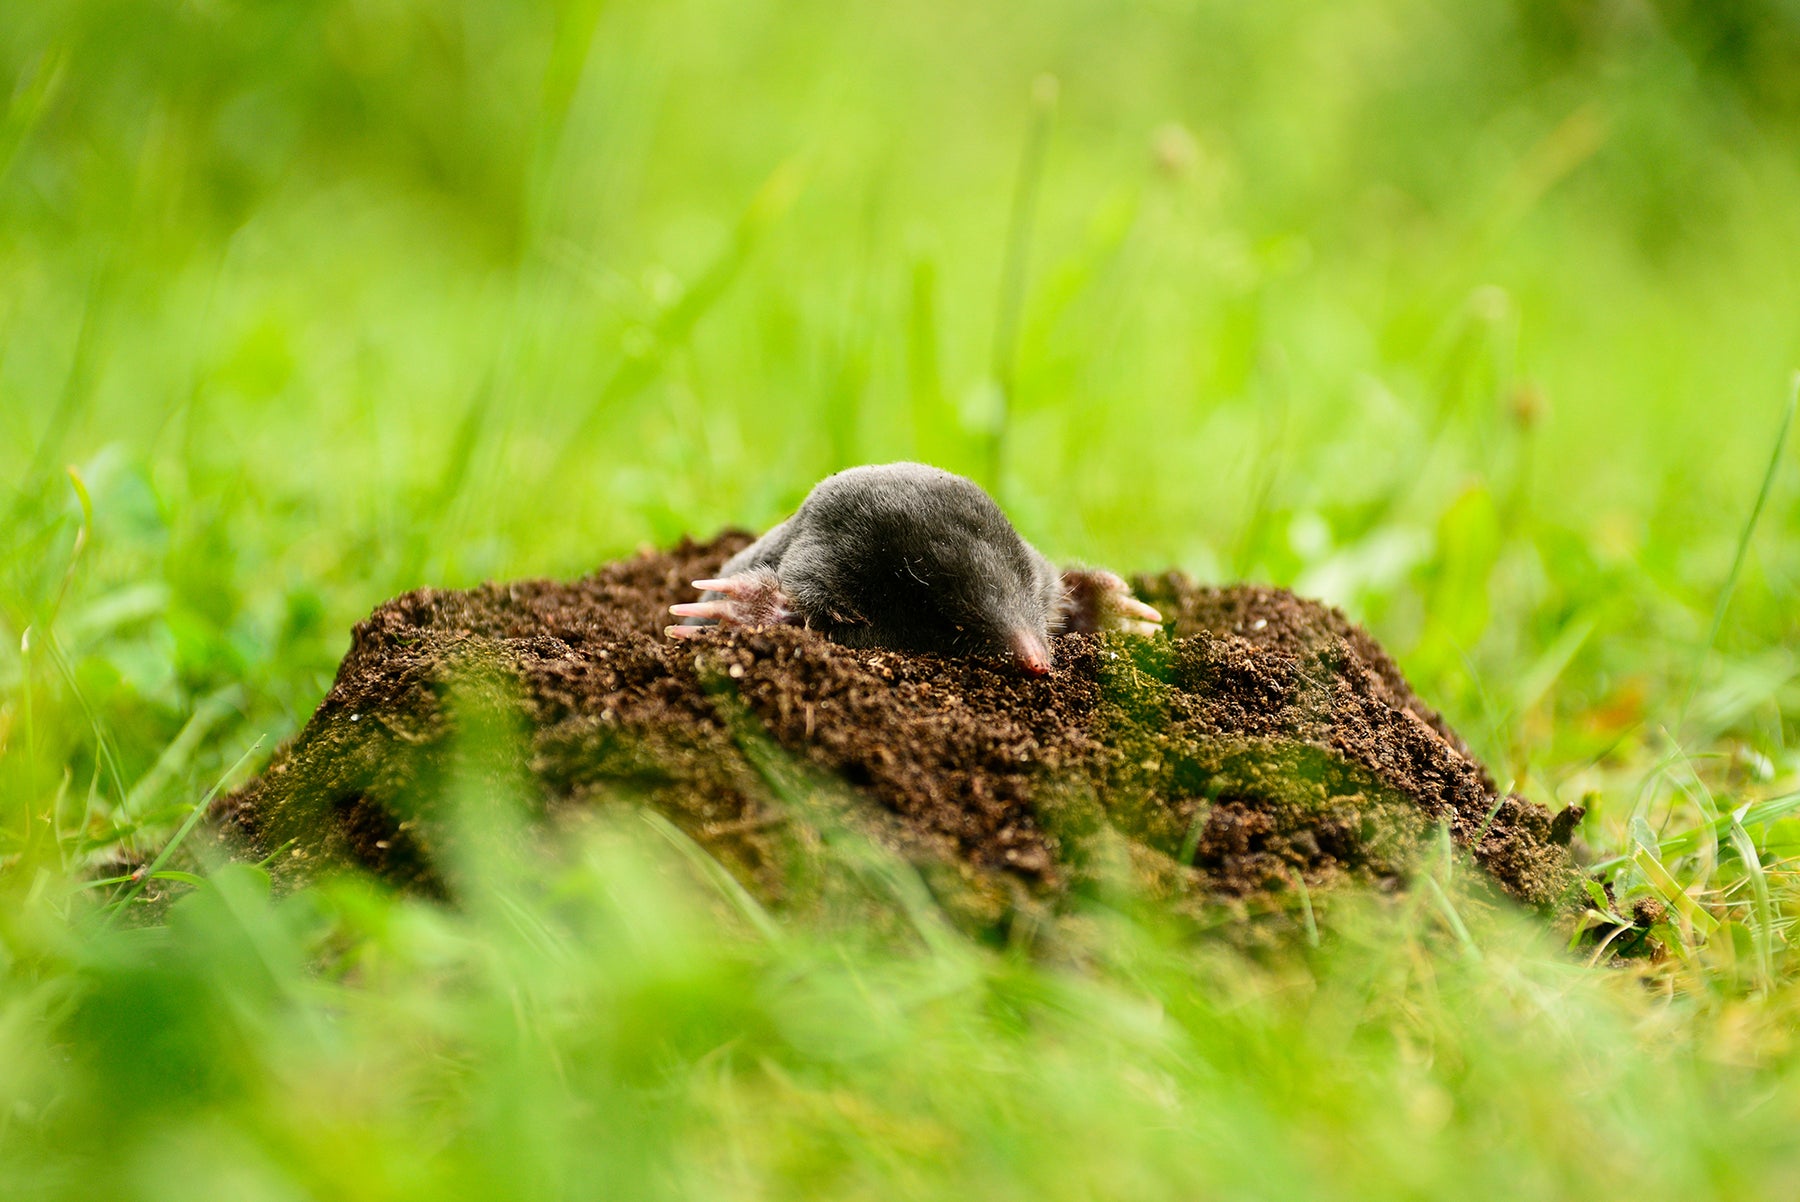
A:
[[5, 2, 1800, 1198]]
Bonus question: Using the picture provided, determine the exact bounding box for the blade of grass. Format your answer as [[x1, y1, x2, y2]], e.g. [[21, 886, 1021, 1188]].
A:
[[1724, 808, 1776, 992], [47, 466, 92, 628], [1677, 371, 1798, 736], [76, 868, 207, 892], [1511, 615, 1595, 719], [101, 736, 263, 927], [0, 47, 65, 189], [1289, 868, 1319, 948], [20, 275, 108, 506], [641, 809, 782, 947], [1589, 788, 1800, 873], [39, 630, 130, 829], [985, 74, 1058, 492], [1629, 840, 1720, 939], [1425, 876, 1480, 961], [555, 155, 806, 474], [120, 685, 243, 819]]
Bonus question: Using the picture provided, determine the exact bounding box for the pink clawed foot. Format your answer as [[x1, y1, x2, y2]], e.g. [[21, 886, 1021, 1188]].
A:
[[1057, 569, 1164, 637], [665, 570, 797, 640]]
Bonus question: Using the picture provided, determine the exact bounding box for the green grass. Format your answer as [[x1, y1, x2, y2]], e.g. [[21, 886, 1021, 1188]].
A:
[[6, 1, 1800, 1197]]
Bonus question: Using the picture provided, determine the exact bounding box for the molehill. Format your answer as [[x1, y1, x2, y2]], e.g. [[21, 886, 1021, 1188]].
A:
[[213, 533, 1582, 927]]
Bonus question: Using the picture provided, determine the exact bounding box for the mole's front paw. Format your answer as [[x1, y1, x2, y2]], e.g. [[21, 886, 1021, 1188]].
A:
[[666, 569, 797, 639], [1057, 569, 1164, 637]]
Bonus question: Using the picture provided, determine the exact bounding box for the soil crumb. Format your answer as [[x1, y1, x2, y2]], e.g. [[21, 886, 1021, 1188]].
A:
[[214, 533, 1580, 927]]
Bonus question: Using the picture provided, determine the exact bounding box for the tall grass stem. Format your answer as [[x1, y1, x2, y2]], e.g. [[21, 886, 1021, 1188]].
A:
[[101, 736, 265, 927], [1677, 371, 1798, 736], [986, 75, 1058, 491]]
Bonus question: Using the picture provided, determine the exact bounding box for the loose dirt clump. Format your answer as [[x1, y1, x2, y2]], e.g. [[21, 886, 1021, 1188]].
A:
[[213, 533, 1582, 928]]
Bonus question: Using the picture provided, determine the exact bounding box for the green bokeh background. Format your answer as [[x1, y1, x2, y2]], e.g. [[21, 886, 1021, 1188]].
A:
[[5, 3, 1800, 1199]]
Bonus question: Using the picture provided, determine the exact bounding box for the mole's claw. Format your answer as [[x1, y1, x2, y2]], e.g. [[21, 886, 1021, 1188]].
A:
[[1056, 567, 1165, 637], [670, 600, 737, 622], [1116, 596, 1164, 625], [665, 624, 704, 640], [670, 568, 797, 631]]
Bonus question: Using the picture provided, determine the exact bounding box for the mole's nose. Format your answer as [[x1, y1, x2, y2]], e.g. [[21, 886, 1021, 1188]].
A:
[[1011, 629, 1052, 675]]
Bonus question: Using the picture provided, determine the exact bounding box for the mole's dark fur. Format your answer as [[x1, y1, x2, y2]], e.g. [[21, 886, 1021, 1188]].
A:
[[669, 463, 1162, 672]]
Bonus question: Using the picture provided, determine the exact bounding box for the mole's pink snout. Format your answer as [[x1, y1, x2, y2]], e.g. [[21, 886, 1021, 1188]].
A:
[[1012, 629, 1053, 676]]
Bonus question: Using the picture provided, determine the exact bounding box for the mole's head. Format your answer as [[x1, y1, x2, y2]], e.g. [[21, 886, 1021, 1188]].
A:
[[791, 464, 1063, 673], [912, 516, 1060, 674]]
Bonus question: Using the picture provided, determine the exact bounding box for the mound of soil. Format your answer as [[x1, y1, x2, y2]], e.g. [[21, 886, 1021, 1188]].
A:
[[213, 533, 1581, 927]]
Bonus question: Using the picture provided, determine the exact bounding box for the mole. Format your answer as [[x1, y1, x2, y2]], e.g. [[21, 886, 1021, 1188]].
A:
[[665, 462, 1164, 673]]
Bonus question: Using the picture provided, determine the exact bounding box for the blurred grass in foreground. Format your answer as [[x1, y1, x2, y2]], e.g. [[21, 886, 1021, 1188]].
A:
[[10, 812, 1800, 1202], [5, 0, 1800, 1197]]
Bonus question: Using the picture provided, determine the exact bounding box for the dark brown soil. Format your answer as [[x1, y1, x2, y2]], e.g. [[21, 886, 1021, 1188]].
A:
[[212, 532, 1582, 928]]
